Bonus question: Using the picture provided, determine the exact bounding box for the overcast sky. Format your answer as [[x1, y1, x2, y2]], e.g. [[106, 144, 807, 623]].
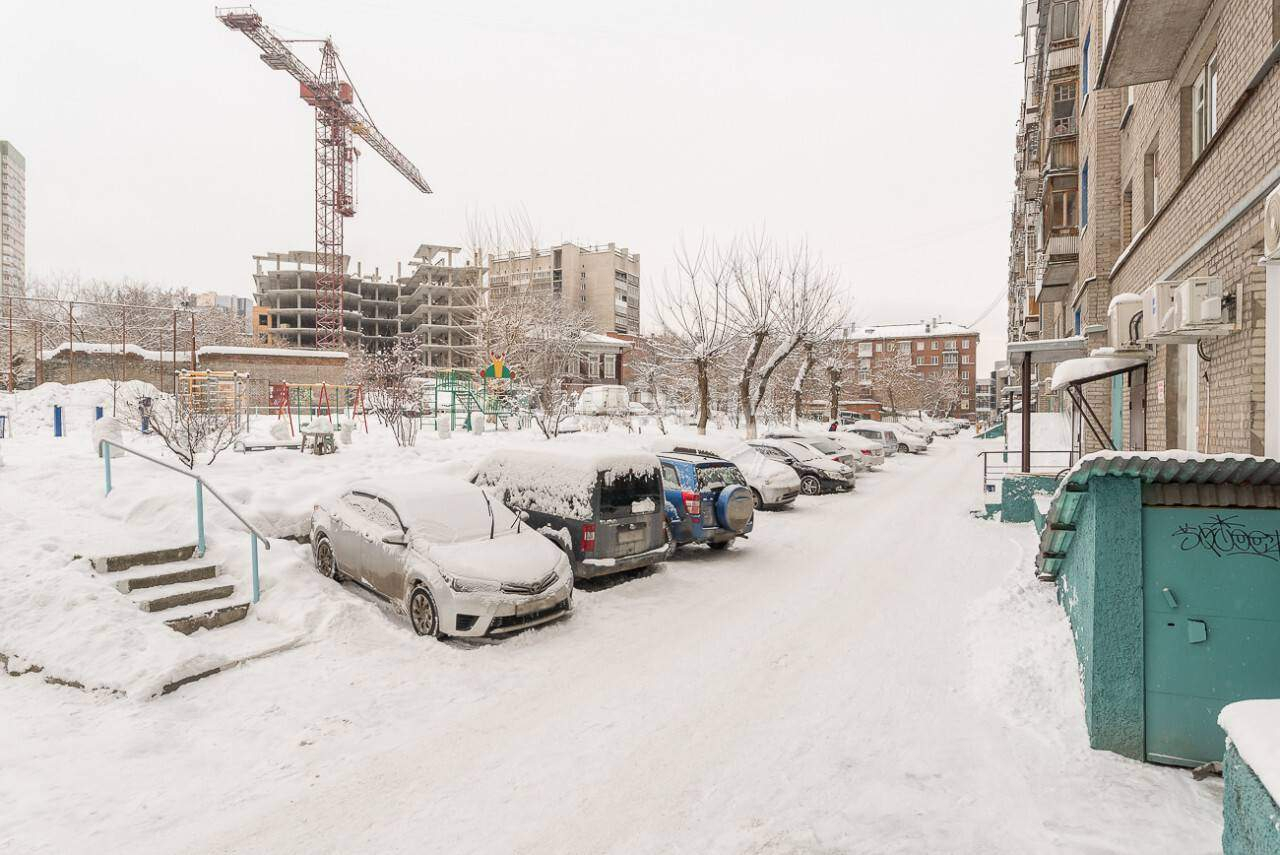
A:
[[1, 0, 1021, 371]]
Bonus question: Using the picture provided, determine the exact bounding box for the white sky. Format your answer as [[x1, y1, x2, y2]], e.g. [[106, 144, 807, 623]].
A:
[[1, 0, 1022, 372]]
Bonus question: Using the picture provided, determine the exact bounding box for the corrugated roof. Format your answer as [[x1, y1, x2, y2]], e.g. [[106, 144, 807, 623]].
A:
[[1036, 452, 1280, 580]]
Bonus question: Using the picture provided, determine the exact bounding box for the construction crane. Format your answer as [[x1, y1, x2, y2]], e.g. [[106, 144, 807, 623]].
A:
[[216, 6, 431, 349]]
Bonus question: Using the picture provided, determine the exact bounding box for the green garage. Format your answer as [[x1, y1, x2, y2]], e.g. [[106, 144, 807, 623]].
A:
[[1037, 454, 1280, 766]]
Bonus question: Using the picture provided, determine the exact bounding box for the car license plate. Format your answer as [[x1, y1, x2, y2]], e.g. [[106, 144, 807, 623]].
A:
[[617, 526, 645, 554]]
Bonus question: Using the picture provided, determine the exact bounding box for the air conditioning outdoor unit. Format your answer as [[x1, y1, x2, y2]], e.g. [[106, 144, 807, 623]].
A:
[[1265, 185, 1280, 260], [1141, 281, 1180, 339], [1107, 293, 1144, 349], [1174, 277, 1225, 327]]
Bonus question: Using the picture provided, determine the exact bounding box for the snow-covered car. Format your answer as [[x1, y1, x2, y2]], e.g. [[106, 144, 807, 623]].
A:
[[470, 447, 672, 579], [921, 417, 960, 437], [897, 417, 936, 440], [748, 438, 856, 494], [650, 435, 801, 510], [627, 401, 652, 416], [310, 476, 574, 639], [764, 429, 883, 470], [575, 384, 630, 416], [876, 421, 930, 454], [846, 422, 899, 457]]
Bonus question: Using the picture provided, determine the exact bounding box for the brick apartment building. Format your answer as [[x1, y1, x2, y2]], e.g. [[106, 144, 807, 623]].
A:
[[1008, 0, 1280, 456], [840, 319, 981, 417], [486, 242, 641, 336]]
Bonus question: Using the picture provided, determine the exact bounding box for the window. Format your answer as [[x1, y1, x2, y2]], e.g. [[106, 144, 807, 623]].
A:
[[962, 339, 971, 350], [875, 343, 883, 353], [604, 356, 616, 379], [898, 341, 911, 354], [962, 355, 972, 365], [961, 398, 970, 409], [1050, 186, 1078, 229], [1143, 144, 1160, 224], [962, 371, 970, 380], [858, 370, 871, 384], [916, 342, 925, 351], [931, 341, 939, 350], [1122, 182, 1134, 244], [916, 356, 924, 366], [859, 358, 871, 371], [930, 356, 939, 366], [1191, 53, 1219, 160], [1052, 82, 1077, 136], [1050, 0, 1079, 41], [1121, 85, 1135, 126], [1081, 160, 1090, 228], [1082, 30, 1091, 95], [588, 358, 600, 378], [857, 342, 873, 357]]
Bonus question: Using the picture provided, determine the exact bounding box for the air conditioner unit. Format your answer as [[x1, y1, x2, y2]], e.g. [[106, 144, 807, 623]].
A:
[[1141, 281, 1180, 339], [1174, 277, 1224, 327], [1265, 185, 1280, 260], [1107, 293, 1144, 349]]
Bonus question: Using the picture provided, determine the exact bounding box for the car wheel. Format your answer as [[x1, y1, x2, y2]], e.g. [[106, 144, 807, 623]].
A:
[[708, 540, 732, 551], [751, 488, 764, 509], [408, 585, 440, 638], [314, 535, 343, 583], [800, 475, 822, 495], [898, 443, 910, 454]]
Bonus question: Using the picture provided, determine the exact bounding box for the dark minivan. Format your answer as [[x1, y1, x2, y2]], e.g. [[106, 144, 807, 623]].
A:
[[470, 447, 673, 580]]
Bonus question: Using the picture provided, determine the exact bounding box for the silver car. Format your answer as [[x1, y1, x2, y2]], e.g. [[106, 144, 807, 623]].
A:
[[310, 476, 574, 639]]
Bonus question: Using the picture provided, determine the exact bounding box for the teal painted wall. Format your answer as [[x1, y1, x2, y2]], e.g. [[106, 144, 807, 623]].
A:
[[1055, 476, 1145, 759], [1000, 474, 1059, 523], [1223, 741, 1280, 855]]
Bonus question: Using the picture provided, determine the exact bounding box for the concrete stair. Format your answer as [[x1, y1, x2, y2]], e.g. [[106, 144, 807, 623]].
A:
[[91, 545, 250, 635]]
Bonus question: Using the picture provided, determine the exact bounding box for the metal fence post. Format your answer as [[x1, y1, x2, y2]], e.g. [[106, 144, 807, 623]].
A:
[[251, 533, 261, 603], [195, 480, 206, 557], [103, 442, 112, 495]]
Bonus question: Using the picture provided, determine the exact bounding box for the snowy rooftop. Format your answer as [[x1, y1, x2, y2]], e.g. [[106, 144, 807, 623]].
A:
[[42, 342, 349, 362], [840, 321, 975, 341]]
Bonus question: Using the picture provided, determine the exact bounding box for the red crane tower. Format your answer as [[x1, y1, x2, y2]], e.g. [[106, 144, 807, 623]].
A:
[[216, 7, 432, 349]]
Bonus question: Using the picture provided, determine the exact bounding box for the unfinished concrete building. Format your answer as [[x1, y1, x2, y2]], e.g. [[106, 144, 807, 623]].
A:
[[252, 251, 400, 352], [398, 244, 481, 370]]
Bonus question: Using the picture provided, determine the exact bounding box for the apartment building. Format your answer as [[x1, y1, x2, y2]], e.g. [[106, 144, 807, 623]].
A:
[[840, 319, 981, 417], [487, 242, 640, 336], [397, 244, 482, 370], [0, 141, 25, 297], [194, 291, 253, 335], [1010, 0, 1280, 457]]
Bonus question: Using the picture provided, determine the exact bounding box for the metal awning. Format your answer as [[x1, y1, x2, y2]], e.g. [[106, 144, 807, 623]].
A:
[[1050, 354, 1149, 391], [1006, 336, 1089, 366], [1098, 0, 1217, 88]]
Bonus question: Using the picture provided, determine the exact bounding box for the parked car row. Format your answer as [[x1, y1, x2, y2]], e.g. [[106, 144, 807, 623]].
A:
[[308, 421, 968, 641]]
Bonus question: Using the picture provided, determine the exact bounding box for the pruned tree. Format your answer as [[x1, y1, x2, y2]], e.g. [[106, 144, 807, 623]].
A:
[[870, 349, 920, 418], [823, 346, 845, 424], [652, 238, 737, 435], [129, 392, 240, 469], [625, 333, 682, 434], [349, 341, 422, 447], [728, 235, 845, 438], [920, 371, 964, 418]]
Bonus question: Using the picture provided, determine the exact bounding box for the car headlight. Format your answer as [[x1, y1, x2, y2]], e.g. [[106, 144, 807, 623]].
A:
[[448, 574, 502, 593]]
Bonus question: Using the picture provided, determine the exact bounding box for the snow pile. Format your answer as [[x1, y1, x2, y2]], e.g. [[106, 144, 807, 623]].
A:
[[1219, 700, 1280, 798], [1051, 354, 1147, 391], [1005, 410, 1073, 469], [470, 446, 661, 520], [0, 379, 163, 436]]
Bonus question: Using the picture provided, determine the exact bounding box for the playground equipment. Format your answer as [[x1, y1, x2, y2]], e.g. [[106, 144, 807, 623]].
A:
[[179, 370, 249, 431], [427, 370, 528, 432], [269, 382, 368, 436]]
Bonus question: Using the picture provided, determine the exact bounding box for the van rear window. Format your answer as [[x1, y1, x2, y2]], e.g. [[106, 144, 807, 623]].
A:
[[696, 464, 746, 491], [598, 468, 662, 517]]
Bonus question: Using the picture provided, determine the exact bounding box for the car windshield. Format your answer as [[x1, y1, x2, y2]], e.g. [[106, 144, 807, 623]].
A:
[[598, 468, 662, 518], [695, 464, 746, 491], [884, 431, 899, 442], [406, 488, 521, 544], [779, 441, 821, 461], [805, 438, 843, 455]]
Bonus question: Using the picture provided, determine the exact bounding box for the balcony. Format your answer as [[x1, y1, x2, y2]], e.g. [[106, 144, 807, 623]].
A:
[[1098, 0, 1215, 88], [1050, 114, 1078, 139], [1034, 235, 1080, 304]]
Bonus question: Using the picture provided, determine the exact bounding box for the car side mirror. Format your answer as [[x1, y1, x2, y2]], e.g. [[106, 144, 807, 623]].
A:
[[382, 531, 408, 546]]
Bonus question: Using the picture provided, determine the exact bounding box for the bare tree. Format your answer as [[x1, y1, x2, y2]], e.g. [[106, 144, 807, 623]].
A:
[[920, 371, 964, 418], [652, 239, 737, 435], [129, 392, 240, 469], [728, 236, 845, 438], [626, 334, 683, 434], [349, 342, 422, 447], [870, 349, 920, 418], [824, 350, 845, 424]]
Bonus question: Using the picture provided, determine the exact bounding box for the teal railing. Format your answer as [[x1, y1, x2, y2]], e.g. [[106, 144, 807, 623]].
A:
[[99, 439, 269, 603]]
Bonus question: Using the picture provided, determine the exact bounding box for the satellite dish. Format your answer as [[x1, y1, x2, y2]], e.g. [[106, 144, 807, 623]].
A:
[[1265, 185, 1280, 260]]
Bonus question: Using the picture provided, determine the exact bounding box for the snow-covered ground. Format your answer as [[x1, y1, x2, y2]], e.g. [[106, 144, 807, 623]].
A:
[[0, 388, 1224, 853]]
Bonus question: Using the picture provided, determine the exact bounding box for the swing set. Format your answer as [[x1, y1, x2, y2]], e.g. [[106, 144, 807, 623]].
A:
[[270, 382, 369, 437]]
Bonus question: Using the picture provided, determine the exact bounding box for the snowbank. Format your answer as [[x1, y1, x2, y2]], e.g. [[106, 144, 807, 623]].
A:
[[0, 379, 163, 436], [1219, 700, 1280, 798]]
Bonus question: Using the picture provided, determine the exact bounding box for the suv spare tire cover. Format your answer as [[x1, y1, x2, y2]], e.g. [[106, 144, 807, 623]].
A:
[[716, 484, 754, 532]]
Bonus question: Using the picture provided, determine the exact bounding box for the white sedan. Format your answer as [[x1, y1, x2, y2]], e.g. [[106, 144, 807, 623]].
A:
[[311, 476, 574, 639]]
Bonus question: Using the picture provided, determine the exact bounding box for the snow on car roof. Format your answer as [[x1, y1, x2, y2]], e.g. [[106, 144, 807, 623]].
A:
[[346, 475, 516, 543], [470, 446, 660, 520]]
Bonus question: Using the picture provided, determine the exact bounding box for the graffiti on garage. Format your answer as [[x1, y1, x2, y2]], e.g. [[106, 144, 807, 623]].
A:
[[1171, 514, 1280, 563]]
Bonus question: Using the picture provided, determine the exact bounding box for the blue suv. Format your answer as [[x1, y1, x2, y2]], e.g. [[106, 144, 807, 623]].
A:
[[658, 453, 755, 551]]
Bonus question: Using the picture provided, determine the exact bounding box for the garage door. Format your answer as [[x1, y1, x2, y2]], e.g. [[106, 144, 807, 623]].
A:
[[1141, 507, 1280, 767]]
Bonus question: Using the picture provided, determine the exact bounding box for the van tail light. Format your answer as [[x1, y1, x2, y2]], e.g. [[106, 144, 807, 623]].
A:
[[861, 448, 872, 456], [832, 456, 842, 463], [682, 490, 701, 519], [582, 523, 596, 553]]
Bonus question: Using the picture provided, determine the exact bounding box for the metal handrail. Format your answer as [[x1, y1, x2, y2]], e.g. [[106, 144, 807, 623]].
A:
[[978, 449, 1077, 494], [99, 438, 269, 603]]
